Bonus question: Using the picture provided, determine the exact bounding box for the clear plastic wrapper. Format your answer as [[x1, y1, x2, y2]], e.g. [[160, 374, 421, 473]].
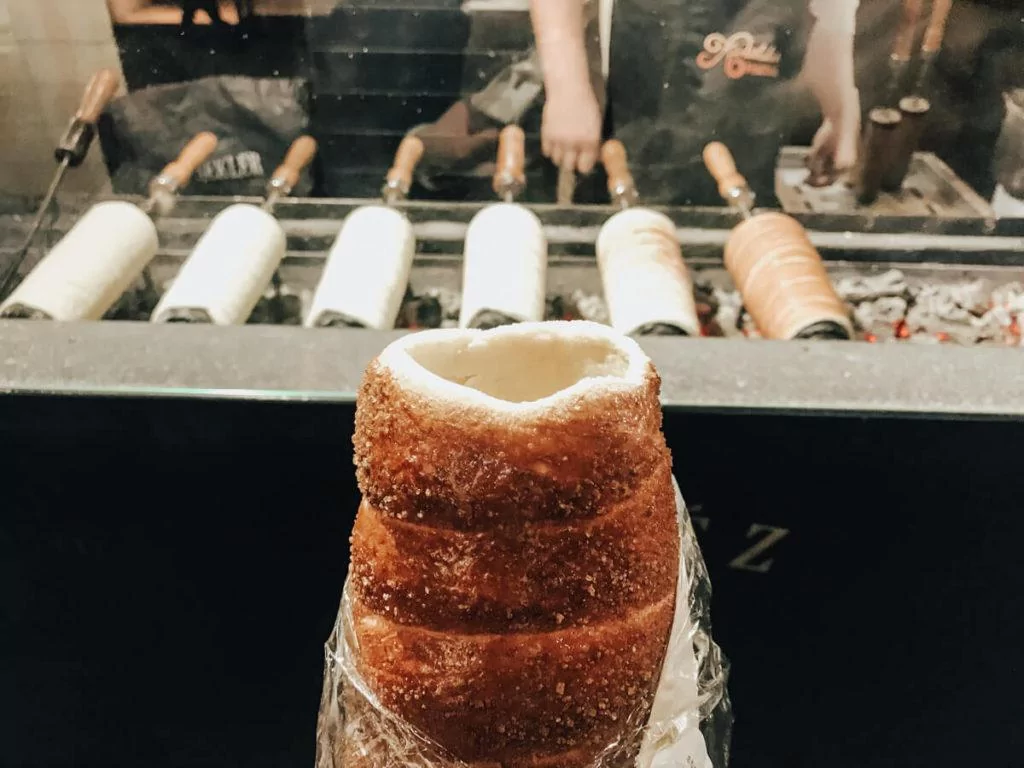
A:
[[316, 478, 731, 768]]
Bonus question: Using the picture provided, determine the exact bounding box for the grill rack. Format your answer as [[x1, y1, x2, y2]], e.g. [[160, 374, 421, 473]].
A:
[[0, 194, 1023, 416]]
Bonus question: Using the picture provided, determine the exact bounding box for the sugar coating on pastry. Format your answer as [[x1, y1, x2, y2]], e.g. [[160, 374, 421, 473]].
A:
[[377, 320, 650, 416], [349, 320, 679, 767]]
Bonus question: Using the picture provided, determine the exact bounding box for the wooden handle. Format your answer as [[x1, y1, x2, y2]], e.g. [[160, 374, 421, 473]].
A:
[[75, 68, 120, 124], [271, 135, 318, 192], [922, 0, 953, 54], [892, 0, 925, 60], [703, 142, 747, 201], [160, 132, 218, 188], [493, 124, 526, 193], [385, 135, 425, 189], [601, 140, 635, 195]]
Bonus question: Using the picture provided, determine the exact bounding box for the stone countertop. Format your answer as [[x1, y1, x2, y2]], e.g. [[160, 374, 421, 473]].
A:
[[1, 320, 1021, 418]]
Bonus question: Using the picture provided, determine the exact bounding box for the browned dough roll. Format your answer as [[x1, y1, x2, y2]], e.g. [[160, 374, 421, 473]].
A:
[[349, 321, 679, 767]]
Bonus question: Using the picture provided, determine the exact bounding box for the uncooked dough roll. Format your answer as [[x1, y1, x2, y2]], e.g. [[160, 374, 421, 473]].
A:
[[152, 203, 286, 325], [597, 208, 699, 336], [459, 203, 547, 328], [305, 205, 414, 329], [0, 201, 158, 321]]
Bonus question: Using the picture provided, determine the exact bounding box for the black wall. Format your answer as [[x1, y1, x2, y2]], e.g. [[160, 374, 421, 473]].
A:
[[3, 394, 1023, 766]]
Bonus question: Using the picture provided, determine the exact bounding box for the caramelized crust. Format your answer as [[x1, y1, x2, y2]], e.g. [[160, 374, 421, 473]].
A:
[[353, 362, 666, 531], [345, 323, 680, 766], [353, 596, 674, 765], [350, 456, 678, 634]]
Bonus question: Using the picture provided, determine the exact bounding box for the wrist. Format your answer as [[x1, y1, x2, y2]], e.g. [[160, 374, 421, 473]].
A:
[[545, 72, 595, 103]]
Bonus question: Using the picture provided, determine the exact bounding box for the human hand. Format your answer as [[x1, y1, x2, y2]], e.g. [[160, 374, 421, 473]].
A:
[[541, 85, 602, 174], [807, 87, 861, 183], [802, 0, 861, 183]]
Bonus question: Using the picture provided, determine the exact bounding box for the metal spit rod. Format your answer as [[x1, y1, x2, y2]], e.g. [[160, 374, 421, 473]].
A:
[[263, 135, 319, 321], [1, 69, 120, 296]]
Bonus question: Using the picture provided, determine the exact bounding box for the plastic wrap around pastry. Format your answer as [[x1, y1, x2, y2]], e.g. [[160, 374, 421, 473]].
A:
[[348, 321, 680, 767]]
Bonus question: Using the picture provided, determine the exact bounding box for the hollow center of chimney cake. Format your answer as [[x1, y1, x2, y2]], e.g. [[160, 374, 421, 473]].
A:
[[407, 331, 632, 403]]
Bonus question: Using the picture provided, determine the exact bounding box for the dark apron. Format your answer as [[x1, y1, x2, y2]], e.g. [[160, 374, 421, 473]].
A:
[[459, 0, 805, 205], [613, 0, 807, 205], [619, 0, 1024, 205]]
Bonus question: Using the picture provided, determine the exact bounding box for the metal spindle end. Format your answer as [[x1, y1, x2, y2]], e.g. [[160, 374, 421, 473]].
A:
[[611, 184, 639, 210], [725, 185, 756, 218], [142, 177, 179, 218], [383, 134, 423, 205], [702, 141, 755, 217], [381, 177, 409, 206], [601, 140, 639, 210], [494, 171, 524, 203]]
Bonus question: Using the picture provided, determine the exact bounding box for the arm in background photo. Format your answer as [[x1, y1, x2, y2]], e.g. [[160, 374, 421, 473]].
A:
[[529, 0, 604, 173], [803, 0, 861, 183], [412, 1, 605, 190]]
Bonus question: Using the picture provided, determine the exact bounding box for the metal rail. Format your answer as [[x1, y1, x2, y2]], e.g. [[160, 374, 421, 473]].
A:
[[0, 321, 1022, 418]]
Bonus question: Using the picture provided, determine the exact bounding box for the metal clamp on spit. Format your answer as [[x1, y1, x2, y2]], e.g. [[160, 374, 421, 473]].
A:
[[596, 140, 699, 337], [1, 68, 120, 297], [0, 132, 218, 321], [459, 125, 547, 329], [704, 141, 853, 341], [151, 135, 318, 325], [305, 135, 425, 329]]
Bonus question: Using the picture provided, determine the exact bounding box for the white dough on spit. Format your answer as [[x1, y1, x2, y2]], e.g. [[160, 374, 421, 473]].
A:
[[0, 201, 158, 321], [152, 203, 286, 325], [597, 208, 699, 336], [459, 203, 547, 328], [305, 206, 415, 329]]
